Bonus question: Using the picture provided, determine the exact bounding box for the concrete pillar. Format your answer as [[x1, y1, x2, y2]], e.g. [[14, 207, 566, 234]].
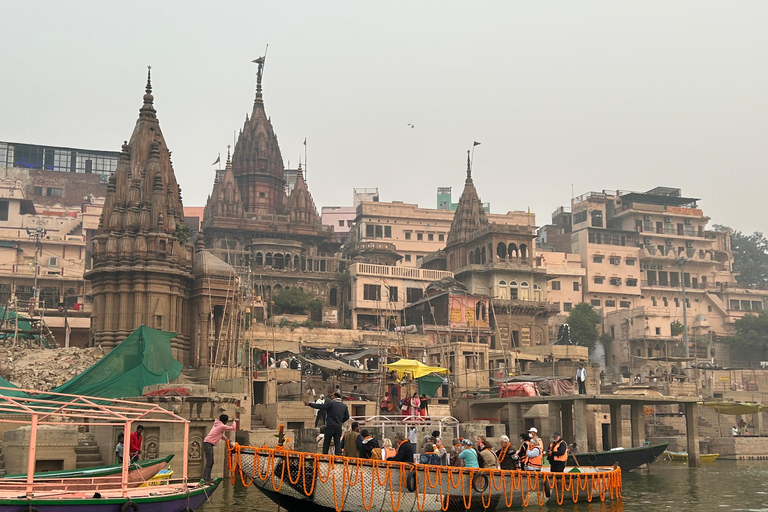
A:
[[630, 401, 645, 447], [684, 402, 700, 467], [561, 401, 574, 443], [573, 399, 588, 452], [610, 403, 622, 449], [507, 403, 524, 437], [548, 401, 562, 436]]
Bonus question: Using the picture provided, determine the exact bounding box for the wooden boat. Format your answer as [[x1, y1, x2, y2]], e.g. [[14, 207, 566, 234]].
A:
[[572, 442, 669, 471], [3, 454, 173, 484], [0, 386, 220, 511], [663, 451, 719, 462], [228, 443, 623, 511]]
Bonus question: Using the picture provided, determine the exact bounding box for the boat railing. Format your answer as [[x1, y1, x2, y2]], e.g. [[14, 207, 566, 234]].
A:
[[348, 414, 460, 441]]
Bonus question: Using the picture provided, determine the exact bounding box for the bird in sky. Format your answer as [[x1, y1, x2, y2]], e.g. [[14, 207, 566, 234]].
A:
[[407, 123, 414, 128]]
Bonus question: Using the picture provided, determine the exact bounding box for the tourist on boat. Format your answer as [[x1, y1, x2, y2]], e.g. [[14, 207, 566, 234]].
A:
[[341, 421, 361, 458], [496, 435, 516, 470], [202, 414, 236, 485], [382, 438, 397, 460], [569, 442, 579, 454], [546, 432, 568, 473], [409, 426, 418, 446], [524, 432, 543, 471], [576, 363, 587, 394], [358, 429, 380, 459], [476, 436, 499, 469], [449, 438, 462, 466], [435, 437, 448, 465], [115, 433, 125, 464], [458, 439, 479, 468], [307, 391, 349, 455], [387, 432, 415, 463], [129, 425, 144, 461], [420, 443, 442, 465], [516, 433, 531, 470]]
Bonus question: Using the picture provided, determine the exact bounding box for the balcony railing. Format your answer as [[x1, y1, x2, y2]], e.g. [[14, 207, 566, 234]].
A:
[[351, 263, 453, 281]]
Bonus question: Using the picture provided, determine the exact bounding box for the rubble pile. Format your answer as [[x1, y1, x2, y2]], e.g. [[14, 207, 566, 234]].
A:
[[0, 346, 104, 391]]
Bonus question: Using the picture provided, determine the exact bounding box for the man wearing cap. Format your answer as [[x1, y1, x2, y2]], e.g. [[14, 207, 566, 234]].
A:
[[526, 427, 543, 471], [547, 432, 568, 473], [458, 439, 479, 468]]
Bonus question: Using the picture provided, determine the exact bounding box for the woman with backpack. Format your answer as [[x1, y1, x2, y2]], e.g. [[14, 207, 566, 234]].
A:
[[476, 435, 499, 469], [420, 443, 442, 465], [359, 429, 380, 459]]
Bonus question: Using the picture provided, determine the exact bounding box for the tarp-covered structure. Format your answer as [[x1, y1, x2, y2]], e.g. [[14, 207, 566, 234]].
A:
[[384, 359, 449, 380], [0, 375, 29, 397], [703, 401, 768, 415], [44, 325, 183, 399], [0, 307, 49, 347]]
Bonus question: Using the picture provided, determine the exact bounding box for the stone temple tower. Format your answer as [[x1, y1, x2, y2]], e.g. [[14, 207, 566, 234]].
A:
[[86, 70, 193, 364]]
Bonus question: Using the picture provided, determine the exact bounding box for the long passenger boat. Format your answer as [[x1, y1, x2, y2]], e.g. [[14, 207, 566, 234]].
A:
[[572, 442, 669, 471], [227, 443, 623, 511], [3, 454, 173, 484]]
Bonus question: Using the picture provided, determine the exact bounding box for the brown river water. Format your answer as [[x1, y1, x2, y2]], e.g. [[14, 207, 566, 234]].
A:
[[199, 459, 768, 512]]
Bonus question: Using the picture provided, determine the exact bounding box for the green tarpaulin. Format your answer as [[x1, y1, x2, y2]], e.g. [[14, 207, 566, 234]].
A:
[[45, 325, 183, 399], [418, 375, 443, 397], [0, 307, 49, 347], [0, 375, 29, 397]]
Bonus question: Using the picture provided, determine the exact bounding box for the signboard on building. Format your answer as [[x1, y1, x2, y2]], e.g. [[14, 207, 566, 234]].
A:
[[666, 206, 703, 217], [449, 308, 462, 323], [322, 309, 338, 326]]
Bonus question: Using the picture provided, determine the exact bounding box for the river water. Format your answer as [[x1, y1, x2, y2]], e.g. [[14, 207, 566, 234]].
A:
[[199, 459, 768, 512]]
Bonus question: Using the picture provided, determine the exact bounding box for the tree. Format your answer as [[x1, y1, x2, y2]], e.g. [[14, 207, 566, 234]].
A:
[[272, 288, 323, 315], [566, 303, 600, 352], [727, 311, 768, 362], [712, 225, 768, 288], [670, 321, 684, 337]]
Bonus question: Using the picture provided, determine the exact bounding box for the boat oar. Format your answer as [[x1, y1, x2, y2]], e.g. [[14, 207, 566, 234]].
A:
[[569, 450, 580, 472]]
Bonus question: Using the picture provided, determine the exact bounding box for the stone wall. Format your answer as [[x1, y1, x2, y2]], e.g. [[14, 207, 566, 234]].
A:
[[4, 425, 78, 474]]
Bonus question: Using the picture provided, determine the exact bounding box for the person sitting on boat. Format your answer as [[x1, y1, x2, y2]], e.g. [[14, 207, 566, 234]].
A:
[[420, 443, 442, 465], [202, 414, 236, 485], [129, 425, 144, 462], [476, 436, 499, 469], [341, 421, 361, 458], [516, 433, 530, 470], [435, 437, 448, 465], [382, 438, 397, 460], [358, 429, 380, 459], [546, 432, 568, 473], [115, 433, 125, 464], [569, 442, 579, 454], [388, 432, 415, 463], [496, 435, 516, 470], [449, 438, 462, 466], [458, 439, 479, 468], [307, 391, 349, 455]]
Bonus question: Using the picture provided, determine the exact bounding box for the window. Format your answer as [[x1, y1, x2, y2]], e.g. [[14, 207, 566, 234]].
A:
[[363, 284, 381, 301], [406, 288, 423, 303], [593, 255, 604, 263], [626, 258, 636, 266], [46, 187, 62, 197], [375, 225, 383, 238], [428, 233, 434, 241], [33, 186, 43, 196], [619, 301, 631, 308], [610, 277, 622, 286], [338, 220, 345, 227], [404, 231, 411, 240], [439, 234, 444, 242], [605, 300, 616, 307], [384, 226, 392, 238], [552, 281, 561, 291], [594, 276, 604, 284], [656, 327, 661, 335], [573, 210, 587, 224], [591, 299, 601, 306], [626, 279, 638, 287], [0, 201, 7, 221], [573, 282, 580, 291], [259, 191, 265, 198], [404, 254, 411, 262], [365, 224, 374, 238], [563, 302, 573, 312], [663, 297, 668, 306], [388, 286, 398, 302], [674, 298, 680, 307], [651, 297, 657, 306], [609, 257, 621, 265], [417, 233, 423, 241], [591, 210, 603, 227], [47, 257, 58, 267]]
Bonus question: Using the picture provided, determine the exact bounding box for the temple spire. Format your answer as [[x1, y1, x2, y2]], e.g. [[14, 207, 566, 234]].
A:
[[466, 150, 472, 182], [140, 65, 156, 119], [252, 55, 266, 105]]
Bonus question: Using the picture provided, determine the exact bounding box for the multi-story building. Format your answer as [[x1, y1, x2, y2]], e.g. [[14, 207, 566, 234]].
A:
[[321, 189, 380, 244], [0, 141, 118, 184], [536, 252, 586, 320], [437, 186, 489, 212], [545, 186, 768, 376]]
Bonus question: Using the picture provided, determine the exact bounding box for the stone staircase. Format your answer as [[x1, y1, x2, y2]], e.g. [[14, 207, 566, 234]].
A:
[[251, 414, 269, 430], [75, 433, 104, 469]]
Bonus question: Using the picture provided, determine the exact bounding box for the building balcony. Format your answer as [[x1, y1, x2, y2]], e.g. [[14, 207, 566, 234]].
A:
[[350, 262, 453, 282]]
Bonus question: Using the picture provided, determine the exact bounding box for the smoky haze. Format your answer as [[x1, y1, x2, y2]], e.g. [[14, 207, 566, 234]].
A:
[[1, 1, 766, 234]]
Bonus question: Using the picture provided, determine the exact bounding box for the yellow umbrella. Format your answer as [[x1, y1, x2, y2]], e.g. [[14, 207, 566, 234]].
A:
[[384, 359, 449, 380]]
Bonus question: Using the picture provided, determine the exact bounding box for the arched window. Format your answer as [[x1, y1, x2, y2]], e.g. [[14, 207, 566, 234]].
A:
[[498, 280, 508, 299], [533, 284, 543, 300], [508, 243, 518, 259], [255, 252, 263, 266], [520, 281, 530, 300], [481, 246, 486, 264], [265, 252, 273, 266], [274, 253, 284, 269], [499, 280, 507, 286], [520, 244, 528, 259], [488, 243, 493, 262], [329, 288, 338, 307], [284, 253, 291, 268], [294, 255, 300, 269], [497, 243, 507, 260], [509, 281, 519, 299], [520, 281, 529, 288]]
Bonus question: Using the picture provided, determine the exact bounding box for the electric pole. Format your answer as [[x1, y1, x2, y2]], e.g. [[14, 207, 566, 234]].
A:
[[26, 227, 47, 308]]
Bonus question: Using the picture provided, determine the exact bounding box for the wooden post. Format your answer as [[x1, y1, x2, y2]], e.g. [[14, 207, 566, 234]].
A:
[[685, 402, 700, 467]]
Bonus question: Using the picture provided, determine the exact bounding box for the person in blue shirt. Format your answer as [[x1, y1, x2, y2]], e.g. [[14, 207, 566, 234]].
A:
[[458, 439, 479, 468]]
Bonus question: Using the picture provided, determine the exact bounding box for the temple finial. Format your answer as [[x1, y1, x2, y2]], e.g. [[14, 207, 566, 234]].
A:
[[466, 150, 472, 182], [252, 55, 266, 104], [146, 65, 152, 95]]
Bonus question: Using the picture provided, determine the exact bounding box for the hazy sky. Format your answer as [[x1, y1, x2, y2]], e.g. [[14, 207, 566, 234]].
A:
[[2, 1, 767, 234]]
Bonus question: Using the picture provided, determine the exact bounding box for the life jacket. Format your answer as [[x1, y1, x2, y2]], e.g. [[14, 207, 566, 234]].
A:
[[549, 439, 568, 462], [527, 437, 543, 469], [517, 441, 529, 467]]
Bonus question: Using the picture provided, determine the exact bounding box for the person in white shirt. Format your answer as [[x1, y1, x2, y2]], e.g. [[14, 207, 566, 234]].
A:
[[576, 363, 587, 394]]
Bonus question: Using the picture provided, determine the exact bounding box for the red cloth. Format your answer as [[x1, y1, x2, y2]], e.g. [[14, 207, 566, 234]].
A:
[[129, 431, 142, 456]]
